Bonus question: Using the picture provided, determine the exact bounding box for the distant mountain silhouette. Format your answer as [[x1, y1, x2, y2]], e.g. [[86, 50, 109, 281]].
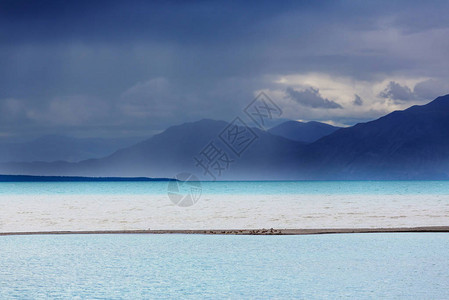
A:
[[0, 119, 305, 180], [0, 174, 173, 182], [1, 95, 449, 180], [91, 119, 305, 179], [0, 135, 143, 163], [268, 120, 340, 143]]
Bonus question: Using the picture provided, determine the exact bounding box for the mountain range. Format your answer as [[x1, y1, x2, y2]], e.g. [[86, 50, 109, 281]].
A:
[[304, 94, 449, 179], [1, 94, 449, 180]]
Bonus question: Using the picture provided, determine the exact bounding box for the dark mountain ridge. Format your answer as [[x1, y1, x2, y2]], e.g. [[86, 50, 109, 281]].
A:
[[305, 94, 449, 179]]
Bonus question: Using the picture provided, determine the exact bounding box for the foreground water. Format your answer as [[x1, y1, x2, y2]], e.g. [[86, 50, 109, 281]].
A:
[[0, 181, 449, 231], [0, 233, 448, 298]]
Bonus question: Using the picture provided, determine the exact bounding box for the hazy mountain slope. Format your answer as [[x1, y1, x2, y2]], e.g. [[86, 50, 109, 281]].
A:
[[81, 119, 306, 179], [268, 120, 340, 143], [0, 119, 306, 180]]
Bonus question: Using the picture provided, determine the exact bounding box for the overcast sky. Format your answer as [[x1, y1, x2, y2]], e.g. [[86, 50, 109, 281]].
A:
[[1, 0, 449, 139]]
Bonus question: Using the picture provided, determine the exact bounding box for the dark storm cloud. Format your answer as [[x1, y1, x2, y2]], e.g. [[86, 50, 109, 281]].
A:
[[286, 87, 343, 109], [1, 0, 449, 138], [379, 80, 449, 103], [413, 79, 449, 100], [379, 81, 416, 102], [353, 94, 363, 106]]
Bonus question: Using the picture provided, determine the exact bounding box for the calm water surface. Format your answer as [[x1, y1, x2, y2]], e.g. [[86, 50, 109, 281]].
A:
[[1, 180, 449, 195], [1, 181, 449, 231], [0, 233, 448, 299]]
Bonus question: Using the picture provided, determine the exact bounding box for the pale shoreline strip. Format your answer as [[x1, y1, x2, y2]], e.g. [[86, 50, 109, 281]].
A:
[[1, 226, 449, 236]]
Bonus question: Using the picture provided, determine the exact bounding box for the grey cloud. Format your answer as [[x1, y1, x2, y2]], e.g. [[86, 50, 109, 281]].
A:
[[120, 78, 175, 118], [286, 87, 343, 109], [379, 81, 416, 102], [379, 80, 449, 103], [0, 95, 113, 132], [413, 79, 449, 100], [1, 1, 449, 138], [353, 94, 364, 106]]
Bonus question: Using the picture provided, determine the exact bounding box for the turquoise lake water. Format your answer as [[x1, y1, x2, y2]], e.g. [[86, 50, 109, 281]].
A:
[[1, 181, 449, 231], [1, 181, 448, 298], [0, 233, 448, 299], [1, 180, 449, 195]]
